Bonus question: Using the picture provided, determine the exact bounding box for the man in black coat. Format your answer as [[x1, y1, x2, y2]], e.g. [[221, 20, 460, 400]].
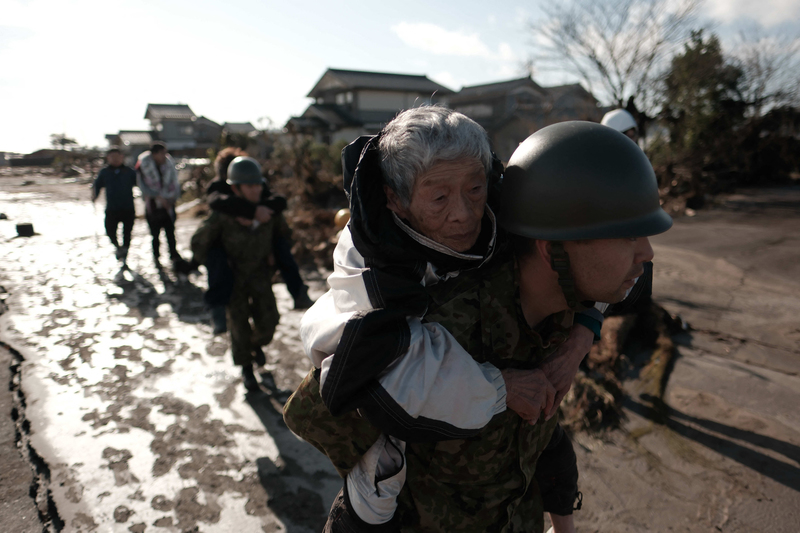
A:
[[92, 147, 137, 262]]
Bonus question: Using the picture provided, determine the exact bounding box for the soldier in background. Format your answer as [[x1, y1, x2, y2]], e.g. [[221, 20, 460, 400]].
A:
[[190, 157, 281, 392], [92, 146, 137, 262], [199, 147, 313, 334]]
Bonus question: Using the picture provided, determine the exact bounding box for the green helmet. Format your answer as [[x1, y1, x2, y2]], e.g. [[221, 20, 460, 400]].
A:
[[227, 156, 264, 185], [498, 121, 672, 240]]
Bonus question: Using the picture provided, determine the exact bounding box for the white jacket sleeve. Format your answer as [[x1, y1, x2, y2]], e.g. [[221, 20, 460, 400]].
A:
[[300, 227, 506, 440]]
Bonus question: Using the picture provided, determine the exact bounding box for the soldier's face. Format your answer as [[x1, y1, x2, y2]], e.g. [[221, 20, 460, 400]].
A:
[[566, 237, 654, 303], [385, 158, 487, 253], [233, 183, 263, 204]]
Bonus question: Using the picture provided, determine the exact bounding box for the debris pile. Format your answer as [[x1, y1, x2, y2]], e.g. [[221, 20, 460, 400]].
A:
[[560, 303, 683, 433], [264, 138, 349, 270]]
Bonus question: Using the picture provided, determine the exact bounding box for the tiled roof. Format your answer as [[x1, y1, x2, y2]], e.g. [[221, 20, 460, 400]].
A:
[[222, 122, 257, 134], [546, 83, 596, 101], [145, 104, 196, 120], [303, 104, 360, 127], [195, 116, 221, 128], [286, 104, 363, 131], [308, 69, 454, 97], [450, 76, 546, 103]]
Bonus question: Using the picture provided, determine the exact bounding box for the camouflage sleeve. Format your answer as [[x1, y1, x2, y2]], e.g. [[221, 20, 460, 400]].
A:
[[190, 212, 223, 265]]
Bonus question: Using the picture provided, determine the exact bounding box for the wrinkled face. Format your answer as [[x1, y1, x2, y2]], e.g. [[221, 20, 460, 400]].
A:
[[152, 151, 167, 165], [385, 158, 487, 253], [232, 183, 263, 204], [565, 237, 654, 303], [107, 152, 124, 167]]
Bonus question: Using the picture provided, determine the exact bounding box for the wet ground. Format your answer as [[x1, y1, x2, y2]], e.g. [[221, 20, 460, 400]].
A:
[[1, 176, 799, 532], [0, 176, 338, 532], [572, 187, 800, 533]]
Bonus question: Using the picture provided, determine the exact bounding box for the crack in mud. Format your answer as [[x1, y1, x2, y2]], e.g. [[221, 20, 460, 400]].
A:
[[3, 340, 65, 533]]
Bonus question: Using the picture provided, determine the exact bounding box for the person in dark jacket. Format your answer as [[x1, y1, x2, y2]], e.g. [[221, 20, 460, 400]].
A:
[[199, 147, 313, 334], [92, 147, 137, 262]]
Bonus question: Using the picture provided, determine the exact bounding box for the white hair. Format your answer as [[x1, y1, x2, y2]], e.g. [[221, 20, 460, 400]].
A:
[[379, 106, 492, 206]]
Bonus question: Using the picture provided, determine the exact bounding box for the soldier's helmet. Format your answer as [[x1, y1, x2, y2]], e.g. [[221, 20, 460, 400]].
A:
[[227, 157, 264, 185], [498, 121, 672, 240]]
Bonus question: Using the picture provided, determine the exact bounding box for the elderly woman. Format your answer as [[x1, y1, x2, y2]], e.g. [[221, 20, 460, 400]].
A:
[[287, 107, 596, 532]]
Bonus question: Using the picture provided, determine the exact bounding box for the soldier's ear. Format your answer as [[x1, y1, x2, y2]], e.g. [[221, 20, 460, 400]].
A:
[[537, 240, 552, 266]]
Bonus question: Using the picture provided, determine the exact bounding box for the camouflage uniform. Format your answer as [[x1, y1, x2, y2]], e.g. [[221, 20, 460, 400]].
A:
[[396, 257, 570, 532], [191, 211, 280, 366], [285, 254, 572, 532], [284, 369, 382, 478]]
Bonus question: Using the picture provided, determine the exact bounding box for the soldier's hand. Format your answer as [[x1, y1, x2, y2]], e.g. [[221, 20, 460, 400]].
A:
[[236, 217, 254, 227], [501, 368, 556, 425], [540, 324, 594, 419], [254, 205, 274, 223]]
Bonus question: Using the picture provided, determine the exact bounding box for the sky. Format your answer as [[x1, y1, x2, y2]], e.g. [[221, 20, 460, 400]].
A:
[[1, 0, 799, 154]]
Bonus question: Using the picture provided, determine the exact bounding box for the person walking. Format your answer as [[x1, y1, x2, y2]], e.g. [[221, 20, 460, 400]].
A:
[[92, 147, 137, 262], [136, 142, 183, 269]]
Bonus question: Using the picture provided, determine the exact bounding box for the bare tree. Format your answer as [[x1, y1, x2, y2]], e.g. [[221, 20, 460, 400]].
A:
[[529, 0, 702, 113], [730, 30, 800, 118], [49, 133, 78, 151]]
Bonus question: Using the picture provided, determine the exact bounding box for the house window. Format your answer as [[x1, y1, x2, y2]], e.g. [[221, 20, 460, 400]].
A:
[[182, 126, 193, 135], [335, 92, 354, 105]]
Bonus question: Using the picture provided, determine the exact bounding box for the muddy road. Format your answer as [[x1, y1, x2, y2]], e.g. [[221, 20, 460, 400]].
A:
[[1, 175, 799, 532], [572, 187, 800, 533], [1, 176, 338, 532]]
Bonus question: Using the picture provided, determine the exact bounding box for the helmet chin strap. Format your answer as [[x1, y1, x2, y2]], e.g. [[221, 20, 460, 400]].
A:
[[550, 241, 579, 309]]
